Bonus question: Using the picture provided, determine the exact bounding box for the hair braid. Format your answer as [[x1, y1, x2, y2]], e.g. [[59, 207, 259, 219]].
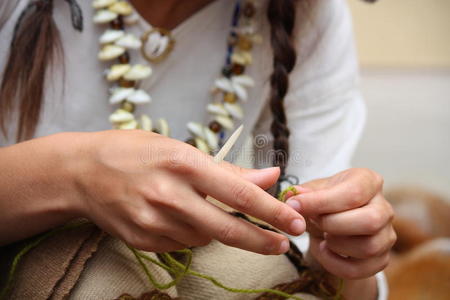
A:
[[267, 0, 298, 192]]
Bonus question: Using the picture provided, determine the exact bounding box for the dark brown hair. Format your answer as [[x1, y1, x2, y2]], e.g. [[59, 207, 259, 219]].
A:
[[267, 0, 298, 192], [0, 0, 82, 141]]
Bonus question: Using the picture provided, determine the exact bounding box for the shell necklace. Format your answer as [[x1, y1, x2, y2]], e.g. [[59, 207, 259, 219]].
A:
[[92, 0, 261, 153]]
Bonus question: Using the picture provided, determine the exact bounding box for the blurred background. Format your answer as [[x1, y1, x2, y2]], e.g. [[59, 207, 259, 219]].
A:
[[348, 0, 450, 198], [348, 1, 450, 298]]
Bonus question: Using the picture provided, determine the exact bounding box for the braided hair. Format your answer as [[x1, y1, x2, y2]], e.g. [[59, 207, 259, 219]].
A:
[[266, 0, 298, 194]]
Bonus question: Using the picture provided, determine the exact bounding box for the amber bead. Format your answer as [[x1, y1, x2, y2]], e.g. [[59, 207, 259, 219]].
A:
[[118, 52, 130, 64], [209, 121, 222, 133], [118, 78, 135, 88], [121, 101, 135, 113], [110, 16, 124, 30], [237, 37, 253, 51], [227, 34, 238, 46], [243, 2, 256, 18], [185, 138, 196, 146], [223, 92, 237, 103], [231, 63, 245, 75]]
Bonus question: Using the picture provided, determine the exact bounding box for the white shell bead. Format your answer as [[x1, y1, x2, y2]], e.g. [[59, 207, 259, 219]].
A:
[[93, 10, 118, 24], [92, 0, 116, 9], [232, 75, 254, 87], [124, 13, 140, 25], [187, 122, 206, 139], [119, 120, 138, 130], [224, 102, 244, 119], [207, 103, 229, 117], [215, 115, 234, 130], [127, 89, 151, 104], [195, 137, 210, 153], [115, 34, 142, 49], [157, 119, 170, 136], [109, 87, 135, 104], [98, 45, 125, 61], [106, 64, 131, 81], [109, 1, 133, 16], [99, 29, 124, 44], [214, 78, 234, 93], [204, 127, 219, 150], [109, 109, 134, 123], [123, 64, 152, 81], [233, 83, 248, 101], [141, 115, 152, 131], [143, 32, 170, 59]]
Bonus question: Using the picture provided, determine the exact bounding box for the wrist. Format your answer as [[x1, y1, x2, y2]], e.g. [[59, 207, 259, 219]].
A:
[[48, 131, 90, 219]]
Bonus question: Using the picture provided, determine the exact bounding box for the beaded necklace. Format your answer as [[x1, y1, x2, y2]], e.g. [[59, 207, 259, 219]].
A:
[[92, 0, 261, 154]]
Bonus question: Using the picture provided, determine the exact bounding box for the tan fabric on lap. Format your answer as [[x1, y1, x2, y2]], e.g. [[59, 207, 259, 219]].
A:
[[8, 224, 104, 300], [177, 240, 303, 300], [70, 236, 179, 299]]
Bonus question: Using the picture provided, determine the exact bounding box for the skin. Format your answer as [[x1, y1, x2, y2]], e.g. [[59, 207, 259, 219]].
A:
[[0, 1, 395, 299]]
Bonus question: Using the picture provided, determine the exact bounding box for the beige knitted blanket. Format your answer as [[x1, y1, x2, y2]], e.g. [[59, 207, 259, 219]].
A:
[[1, 222, 323, 300]]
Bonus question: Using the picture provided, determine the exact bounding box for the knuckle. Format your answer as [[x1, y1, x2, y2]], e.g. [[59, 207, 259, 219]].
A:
[[347, 186, 365, 208], [134, 211, 156, 232], [231, 183, 254, 212], [363, 211, 384, 234], [364, 237, 383, 257], [271, 204, 286, 227], [219, 222, 240, 245]]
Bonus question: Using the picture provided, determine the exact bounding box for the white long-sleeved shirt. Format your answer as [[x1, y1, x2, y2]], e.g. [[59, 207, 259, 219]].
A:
[[0, 0, 386, 298]]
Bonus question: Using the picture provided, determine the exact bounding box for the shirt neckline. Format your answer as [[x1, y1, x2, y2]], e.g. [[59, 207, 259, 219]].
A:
[[133, 0, 227, 37]]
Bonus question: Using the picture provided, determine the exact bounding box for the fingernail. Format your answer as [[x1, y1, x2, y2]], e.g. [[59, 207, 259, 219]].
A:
[[279, 240, 289, 253], [290, 219, 305, 235], [286, 199, 300, 211]]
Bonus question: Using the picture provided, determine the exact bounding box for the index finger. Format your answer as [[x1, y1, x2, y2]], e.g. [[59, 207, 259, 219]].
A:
[[190, 163, 306, 237], [291, 183, 376, 216]]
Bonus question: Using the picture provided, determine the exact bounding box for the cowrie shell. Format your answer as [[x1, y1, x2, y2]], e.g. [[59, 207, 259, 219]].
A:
[[99, 29, 124, 44], [92, 0, 117, 9], [109, 1, 133, 16], [109, 87, 135, 104], [106, 64, 131, 81], [115, 34, 142, 49], [98, 45, 125, 61], [127, 89, 151, 104], [140, 115, 152, 131], [123, 64, 152, 81], [109, 109, 134, 123], [224, 102, 244, 119], [93, 9, 118, 24]]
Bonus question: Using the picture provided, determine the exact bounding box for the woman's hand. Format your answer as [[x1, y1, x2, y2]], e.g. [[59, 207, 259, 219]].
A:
[[285, 168, 396, 280], [69, 130, 305, 254]]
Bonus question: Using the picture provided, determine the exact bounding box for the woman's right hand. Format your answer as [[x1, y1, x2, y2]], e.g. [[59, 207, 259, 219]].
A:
[[68, 130, 305, 255]]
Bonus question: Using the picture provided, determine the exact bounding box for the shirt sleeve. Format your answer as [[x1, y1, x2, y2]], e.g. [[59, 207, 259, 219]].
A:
[[253, 0, 366, 183]]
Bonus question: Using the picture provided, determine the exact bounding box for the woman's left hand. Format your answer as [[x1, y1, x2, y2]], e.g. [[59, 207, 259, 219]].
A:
[[285, 168, 396, 280]]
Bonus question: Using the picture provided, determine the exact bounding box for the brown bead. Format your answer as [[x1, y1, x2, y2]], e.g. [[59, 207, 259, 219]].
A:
[[110, 16, 124, 30], [209, 121, 222, 133], [223, 92, 237, 103], [231, 63, 245, 75], [185, 138, 196, 146], [121, 101, 135, 113], [227, 34, 238, 46], [243, 2, 256, 18], [118, 52, 130, 64], [118, 78, 135, 88], [237, 37, 252, 51]]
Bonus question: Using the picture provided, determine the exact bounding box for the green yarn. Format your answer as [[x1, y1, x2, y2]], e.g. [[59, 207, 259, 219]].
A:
[[1, 187, 344, 300], [278, 186, 299, 202], [0, 221, 90, 300], [131, 247, 305, 300]]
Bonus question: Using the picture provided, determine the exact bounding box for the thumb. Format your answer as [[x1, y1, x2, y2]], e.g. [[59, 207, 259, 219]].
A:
[[219, 162, 280, 190]]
